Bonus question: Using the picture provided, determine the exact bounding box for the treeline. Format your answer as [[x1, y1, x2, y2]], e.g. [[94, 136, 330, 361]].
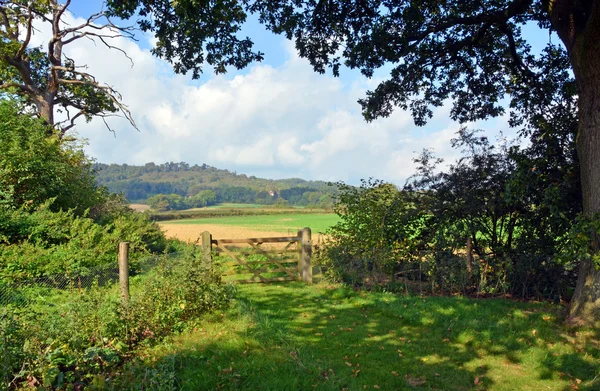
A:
[[94, 162, 337, 209]]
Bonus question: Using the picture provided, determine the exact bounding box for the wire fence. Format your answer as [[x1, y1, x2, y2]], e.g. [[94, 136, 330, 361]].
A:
[[0, 253, 177, 308], [1, 252, 191, 390]]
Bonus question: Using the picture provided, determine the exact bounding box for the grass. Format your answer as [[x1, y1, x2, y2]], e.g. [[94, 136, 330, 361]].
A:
[[161, 213, 340, 235], [116, 283, 599, 391], [205, 203, 305, 209]]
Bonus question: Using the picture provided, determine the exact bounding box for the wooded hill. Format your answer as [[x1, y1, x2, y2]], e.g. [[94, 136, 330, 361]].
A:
[[93, 162, 337, 208]]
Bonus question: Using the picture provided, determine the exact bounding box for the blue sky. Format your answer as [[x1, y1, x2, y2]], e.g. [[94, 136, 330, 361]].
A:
[[53, 1, 553, 186]]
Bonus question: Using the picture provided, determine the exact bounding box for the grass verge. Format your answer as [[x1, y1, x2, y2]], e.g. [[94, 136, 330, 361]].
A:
[[114, 283, 600, 390]]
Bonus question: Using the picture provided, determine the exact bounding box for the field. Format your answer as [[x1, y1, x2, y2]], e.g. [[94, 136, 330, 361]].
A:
[[160, 213, 339, 242], [117, 282, 600, 390]]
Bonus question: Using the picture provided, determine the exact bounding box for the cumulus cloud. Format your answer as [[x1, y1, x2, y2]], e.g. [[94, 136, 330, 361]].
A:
[[28, 10, 514, 186]]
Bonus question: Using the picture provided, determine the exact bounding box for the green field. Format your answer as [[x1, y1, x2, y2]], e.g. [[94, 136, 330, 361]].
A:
[[205, 203, 306, 210], [162, 213, 340, 234], [116, 283, 600, 390]]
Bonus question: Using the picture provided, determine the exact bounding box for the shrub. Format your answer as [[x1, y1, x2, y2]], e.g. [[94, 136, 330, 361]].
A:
[[0, 203, 166, 282], [2, 252, 235, 390]]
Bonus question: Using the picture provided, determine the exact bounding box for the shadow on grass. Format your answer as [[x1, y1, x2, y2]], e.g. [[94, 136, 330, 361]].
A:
[[114, 283, 600, 391]]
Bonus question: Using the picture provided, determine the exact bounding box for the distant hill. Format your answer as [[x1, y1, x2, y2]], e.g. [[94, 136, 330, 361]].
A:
[[93, 162, 338, 208]]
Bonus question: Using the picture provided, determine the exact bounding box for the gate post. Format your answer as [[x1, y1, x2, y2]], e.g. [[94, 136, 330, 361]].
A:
[[301, 227, 312, 283], [201, 231, 213, 268], [118, 242, 130, 304]]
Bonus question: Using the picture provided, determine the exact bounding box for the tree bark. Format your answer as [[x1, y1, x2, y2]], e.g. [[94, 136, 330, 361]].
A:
[[558, 0, 600, 324]]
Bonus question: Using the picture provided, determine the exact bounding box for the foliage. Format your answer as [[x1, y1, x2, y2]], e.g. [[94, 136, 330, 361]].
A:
[[1, 252, 235, 390], [246, 1, 578, 127], [322, 124, 581, 300], [107, 0, 264, 79], [147, 191, 217, 212], [319, 179, 431, 285], [0, 101, 104, 215], [0, 203, 166, 282]]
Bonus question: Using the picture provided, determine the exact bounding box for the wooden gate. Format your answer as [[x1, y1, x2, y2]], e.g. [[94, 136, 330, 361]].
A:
[[200, 227, 312, 284]]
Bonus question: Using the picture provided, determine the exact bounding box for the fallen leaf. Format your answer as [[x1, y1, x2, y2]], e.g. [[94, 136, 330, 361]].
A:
[[532, 329, 538, 336], [575, 379, 582, 384], [405, 375, 426, 386], [474, 376, 482, 385], [392, 371, 399, 377], [374, 386, 380, 389], [345, 362, 353, 367]]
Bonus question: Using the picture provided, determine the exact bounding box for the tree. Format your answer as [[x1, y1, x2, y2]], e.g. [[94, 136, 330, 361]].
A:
[[0, 100, 104, 215], [0, 0, 264, 135], [0, 0, 140, 135], [237, 0, 597, 323], [101, 0, 599, 322]]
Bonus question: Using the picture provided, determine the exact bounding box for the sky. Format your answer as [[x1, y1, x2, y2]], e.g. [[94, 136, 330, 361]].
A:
[[39, 1, 553, 186]]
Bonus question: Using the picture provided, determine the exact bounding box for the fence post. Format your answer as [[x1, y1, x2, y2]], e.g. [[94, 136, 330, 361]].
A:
[[201, 231, 213, 268], [118, 242, 130, 304], [466, 237, 473, 285], [301, 227, 312, 283]]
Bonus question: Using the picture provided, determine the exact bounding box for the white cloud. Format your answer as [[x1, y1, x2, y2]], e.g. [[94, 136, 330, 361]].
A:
[[28, 10, 514, 186]]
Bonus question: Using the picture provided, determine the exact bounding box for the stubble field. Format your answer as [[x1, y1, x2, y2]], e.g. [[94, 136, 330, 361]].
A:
[[159, 213, 339, 242]]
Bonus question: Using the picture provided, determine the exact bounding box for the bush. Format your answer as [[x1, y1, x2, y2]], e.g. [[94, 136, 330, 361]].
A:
[[0, 203, 166, 282], [2, 252, 235, 390], [317, 179, 431, 287]]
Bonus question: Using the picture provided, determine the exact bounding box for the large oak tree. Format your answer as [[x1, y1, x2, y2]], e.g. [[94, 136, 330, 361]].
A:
[[2, 0, 598, 322], [123, 0, 594, 323]]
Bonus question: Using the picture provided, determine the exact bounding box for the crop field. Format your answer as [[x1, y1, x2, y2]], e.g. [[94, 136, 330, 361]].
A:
[[160, 213, 339, 242]]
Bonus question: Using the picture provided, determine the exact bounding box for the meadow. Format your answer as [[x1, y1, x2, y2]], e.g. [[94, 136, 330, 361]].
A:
[[115, 282, 600, 390]]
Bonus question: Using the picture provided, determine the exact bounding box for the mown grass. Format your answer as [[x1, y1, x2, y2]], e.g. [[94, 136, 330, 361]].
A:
[[115, 283, 599, 391], [161, 213, 340, 235]]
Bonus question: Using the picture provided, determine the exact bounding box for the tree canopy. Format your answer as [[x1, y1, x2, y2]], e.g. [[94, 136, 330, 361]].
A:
[[1, 0, 598, 322]]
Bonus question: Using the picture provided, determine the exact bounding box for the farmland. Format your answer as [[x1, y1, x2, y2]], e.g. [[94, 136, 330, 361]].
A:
[[159, 212, 339, 241]]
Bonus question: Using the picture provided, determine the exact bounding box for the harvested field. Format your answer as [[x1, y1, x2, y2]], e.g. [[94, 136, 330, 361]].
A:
[[129, 203, 150, 212], [159, 223, 326, 243]]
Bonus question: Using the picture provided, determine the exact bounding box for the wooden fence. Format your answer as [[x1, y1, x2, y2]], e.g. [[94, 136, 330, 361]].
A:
[[201, 227, 313, 284]]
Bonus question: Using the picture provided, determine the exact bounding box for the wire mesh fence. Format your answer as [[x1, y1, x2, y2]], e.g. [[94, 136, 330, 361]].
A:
[[0, 253, 177, 308], [1, 251, 190, 390]]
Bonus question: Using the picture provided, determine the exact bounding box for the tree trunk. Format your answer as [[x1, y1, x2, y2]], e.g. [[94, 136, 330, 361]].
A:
[[563, 2, 600, 324], [33, 94, 54, 126]]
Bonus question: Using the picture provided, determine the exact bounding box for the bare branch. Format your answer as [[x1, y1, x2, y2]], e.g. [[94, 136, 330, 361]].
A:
[[0, 7, 15, 40], [56, 107, 86, 133], [0, 81, 34, 93], [15, 6, 33, 58]]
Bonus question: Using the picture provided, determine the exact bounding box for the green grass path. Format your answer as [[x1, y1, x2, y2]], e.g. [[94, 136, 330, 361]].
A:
[[119, 283, 600, 390]]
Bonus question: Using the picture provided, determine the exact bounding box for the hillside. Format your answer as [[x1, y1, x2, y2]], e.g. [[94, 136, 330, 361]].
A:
[[93, 162, 338, 207]]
